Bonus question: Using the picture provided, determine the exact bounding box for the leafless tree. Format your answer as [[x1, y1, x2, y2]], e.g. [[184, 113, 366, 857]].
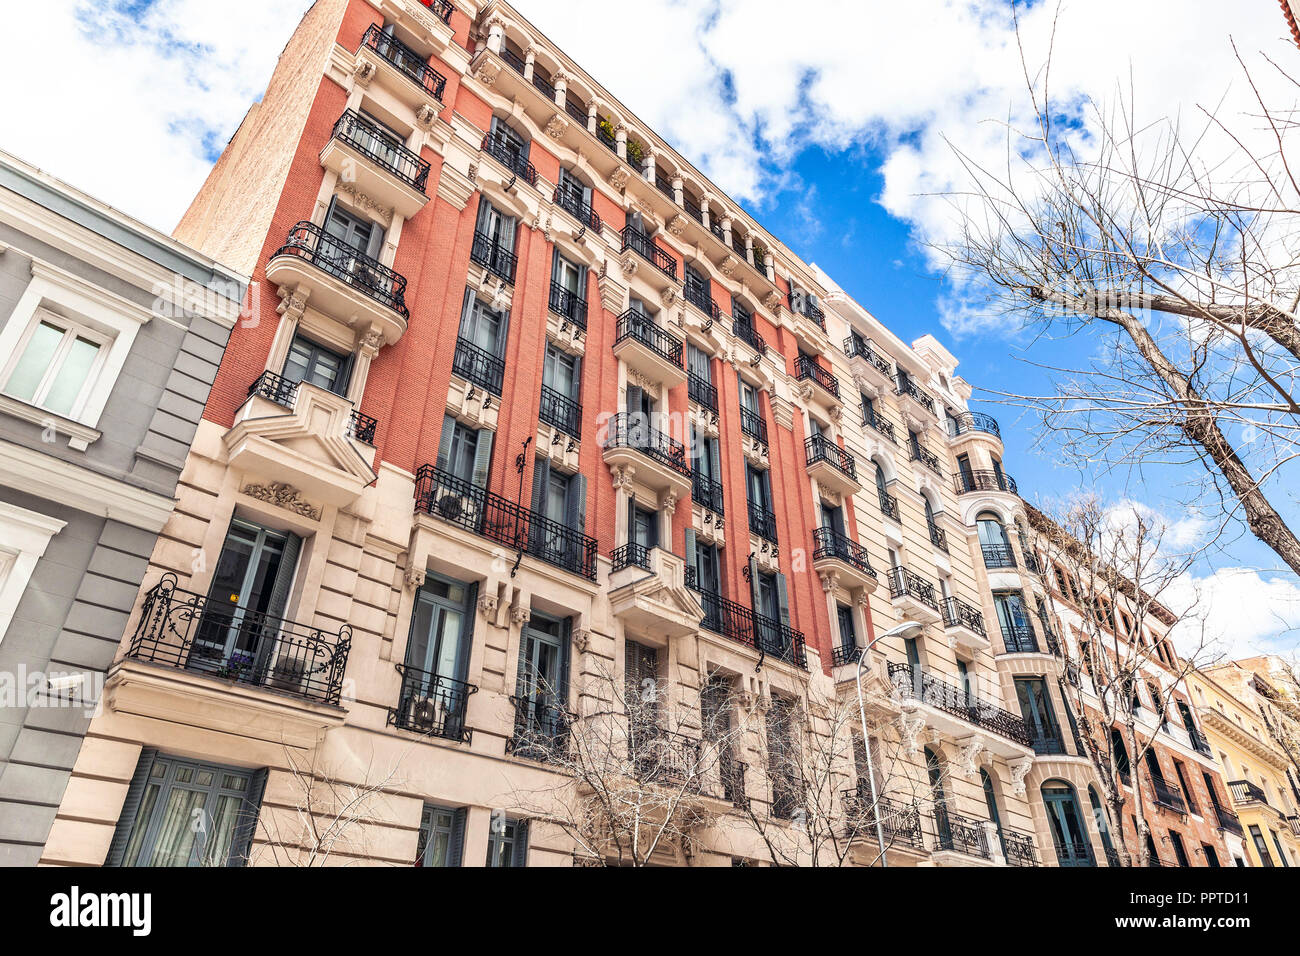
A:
[[1033, 495, 1217, 865], [942, 14, 1300, 574]]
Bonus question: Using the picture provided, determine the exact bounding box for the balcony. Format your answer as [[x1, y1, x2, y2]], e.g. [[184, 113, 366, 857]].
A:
[[982, 543, 1018, 569], [470, 229, 518, 284], [930, 807, 993, 862], [609, 547, 705, 640], [733, 318, 767, 359], [688, 372, 719, 414], [388, 664, 476, 743], [320, 110, 429, 220], [805, 433, 860, 496], [895, 373, 936, 418], [844, 335, 894, 391], [999, 829, 1041, 866], [812, 527, 878, 593], [692, 472, 725, 516], [480, 132, 538, 191], [601, 412, 692, 500], [612, 311, 686, 388], [948, 411, 1002, 442], [688, 577, 808, 669], [414, 465, 597, 580], [1228, 779, 1271, 810], [508, 696, 573, 763], [1151, 778, 1187, 815], [788, 292, 829, 352], [889, 662, 1032, 753], [356, 25, 448, 112], [684, 277, 721, 322], [539, 384, 581, 439], [842, 786, 927, 854], [795, 354, 841, 408], [548, 280, 588, 331], [266, 221, 408, 346], [943, 596, 989, 653], [908, 439, 942, 476], [927, 520, 949, 553], [740, 406, 768, 446], [955, 469, 1019, 496], [863, 407, 896, 443], [878, 488, 900, 522], [748, 502, 778, 544], [1211, 801, 1245, 837], [552, 185, 602, 233], [620, 225, 678, 282], [452, 336, 505, 395], [1000, 622, 1040, 654], [887, 566, 943, 625], [628, 723, 703, 791]]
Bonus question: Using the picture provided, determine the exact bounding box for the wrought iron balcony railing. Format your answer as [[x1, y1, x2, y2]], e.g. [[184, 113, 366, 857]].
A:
[[863, 408, 896, 442], [955, 469, 1019, 495], [805, 433, 857, 480], [687, 371, 719, 413], [909, 441, 942, 476], [812, 527, 877, 579], [928, 519, 949, 552], [620, 225, 678, 280], [733, 318, 767, 356], [1000, 828, 1040, 866], [548, 280, 588, 330], [943, 596, 986, 637], [888, 662, 1032, 747], [654, 171, 675, 200], [452, 336, 505, 395], [831, 643, 860, 667], [1028, 727, 1067, 755], [539, 384, 582, 439], [1000, 622, 1039, 654], [844, 335, 893, 377], [480, 132, 538, 188], [414, 465, 597, 580], [888, 566, 940, 612], [842, 786, 926, 851], [420, 0, 455, 23], [982, 543, 1017, 569], [332, 110, 430, 191], [508, 695, 574, 762], [692, 472, 725, 516], [611, 542, 652, 573], [947, 411, 1001, 440], [683, 196, 704, 225], [1186, 724, 1213, 756], [1211, 800, 1245, 836], [788, 290, 826, 330], [684, 277, 721, 321], [348, 409, 378, 444], [614, 311, 684, 368], [273, 221, 409, 317], [895, 374, 936, 415], [552, 185, 602, 233], [687, 576, 807, 669], [1228, 779, 1270, 808], [628, 722, 702, 790], [739, 405, 768, 445], [470, 229, 518, 284], [795, 354, 840, 399], [359, 24, 447, 101], [878, 488, 900, 521], [246, 371, 378, 443], [603, 412, 690, 478], [932, 807, 991, 859], [531, 71, 556, 101], [748, 502, 778, 543], [1151, 778, 1187, 814], [127, 573, 351, 706], [565, 98, 590, 125], [500, 47, 526, 75], [389, 664, 476, 742]]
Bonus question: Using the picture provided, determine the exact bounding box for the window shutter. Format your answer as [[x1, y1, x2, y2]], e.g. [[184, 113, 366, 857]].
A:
[[104, 747, 158, 866], [470, 428, 494, 491], [747, 553, 761, 613], [449, 807, 467, 866], [569, 353, 583, 401], [474, 196, 492, 235], [500, 213, 518, 255], [495, 305, 511, 359], [559, 617, 572, 703], [365, 222, 386, 260], [626, 384, 643, 417], [230, 766, 269, 867], [515, 625, 533, 695], [531, 457, 551, 514], [775, 572, 791, 630], [435, 414, 456, 474], [264, 533, 302, 622], [566, 473, 587, 533], [550, 247, 563, 284], [336, 350, 355, 399], [684, 528, 696, 582], [511, 820, 530, 867]]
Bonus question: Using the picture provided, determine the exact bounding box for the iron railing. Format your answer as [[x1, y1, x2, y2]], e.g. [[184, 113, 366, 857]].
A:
[[812, 527, 876, 579], [414, 465, 597, 580], [955, 469, 1019, 495], [127, 574, 351, 705], [844, 335, 892, 377], [947, 411, 1001, 440], [795, 354, 840, 399], [684, 277, 721, 321], [552, 186, 602, 232], [733, 318, 767, 356], [1000, 622, 1039, 654], [1211, 800, 1245, 836], [982, 544, 1018, 569], [888, 662, 1031, 746], [389, 664, 476, 742], [611, 542, 652, 572], [470, 229, 518, 283], [565, 98, 590, 125], [1151, 778, 1187, 814], [863, 408, 896, 442], [452, 336, 505, 395], [548, 280, 588, 330], [539, 384, 582, 439], [943, 596, 986, 637], [687, 577, 807, 669], [748, 502, 778, 543], [332, 110, 429, 190], [909, 440, 942, 475], [888, 566, 940, 612], [931, 807, 991, 859], [654, 171, 675, 200], [246, 371, 377, 442], [895, 374, 935, 415], [348, 409, 378, 444], [531, 71, 556, 101], [739, 406, 768, 445], [928, 520, 949, 553], [788, 290, 826, 330], [602, 412, 690, 478], [614, 311, 684, 368], [1022, 550, 1042, 575], [500, 47, 526, 75], [1000, 829, 1040, 866], [1228, 779, 1269, 808], [683, 196, 703, 224], [480, 132, 538, 187], [687, 371, 718, 413], [878, 488, 900, 521], [508, 695, 573, 762], [620, 225, 677, 279], [805, 433, 857, 480], [831, 643, 860, 667], [692, 473, 725, 516], [272, 221, 408, 317], [420, 0, 455, 23], [628, 723, 702, 790], [842, 786, 926, 850], [359, 24, 447, 101], [1027, 723, 1067, 755]]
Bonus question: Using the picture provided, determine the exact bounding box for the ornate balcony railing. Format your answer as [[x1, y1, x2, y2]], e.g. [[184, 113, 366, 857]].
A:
[[628, 722, 702, 790], [831, 643, 861, 667], [947, 411, 1001, 440], [470, 229, 518, 284], [813, 527, 876, 579], [1228, 779, 1269, 808], [692, 472, 725, 516], [414, 465, 597, 580], [246, 371, 378, 443], [842, 786, 926, 851], [955, 469, 1019, 496], [909, 440, 942, 475], [888, 567, 940, 612], [788, 291, 826, 330], [739, 406, 768, 445], [733, 318, 767, 356], [863, 408, 896, 442], [531, 71, 556, 101], [500, 47, 526, 75], [1000, 622, 1039, 654], [332, 110, 430, 191], [359, 24, 447, 101], [539, 384, 582, 439], [844, 335, 893, 377], [943, 596, 986, 637], [603, 412, 690, 478], [480, 132, 537, 188], [931, 807, 991, 859], [888, 662, 1031, 747], [748, 502, 778, 543], [1211, 800, 1245, 836], [388, 664, 476, 742], [420, 0, 455, 23], [982, 543, 1017, 569], [611, 542, 652, 573], [878, 488, 900, 521], [452, 336, 505, 395], [683, 196, 703, 224], [688, 372, 719, 413], [127, 573, 351, 706], [1028, 727, 1067, 755], [508, 695, 573, 762], [1000, 829, 1040, 866], [1151, 778, 1187, 814], [348, 409, 378, 444], [1187, 724, 1213, 756], [805, 433, 857, 480], [895, 374, 935, 415], [928, 519, 949, 553], [552, 186, 602, 233], [687, 577, 807, 669], [620, 225, 677, 280], [795, 354, 840, 399], [614, 311, 684, 368], [273, 221, 409, 317], [548, 280, 588, 330], [684, 277, 721, 321]]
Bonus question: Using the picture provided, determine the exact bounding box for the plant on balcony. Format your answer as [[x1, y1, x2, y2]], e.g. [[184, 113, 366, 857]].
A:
[[597, 116, 616, 141], [216, 652, 255, 681], [625, 135, 646, 167]]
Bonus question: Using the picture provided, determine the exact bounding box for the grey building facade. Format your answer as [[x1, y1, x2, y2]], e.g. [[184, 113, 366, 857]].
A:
[[0, 150, 246, 865]]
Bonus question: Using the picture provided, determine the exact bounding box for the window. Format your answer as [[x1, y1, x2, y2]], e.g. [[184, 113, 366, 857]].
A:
[[454, 290, 510, 394], [282, 334, 351, 396], [416, 805, 465, 867], [0, 502, 65, 646], [1088, 787, 1116, 864], [436, 414, 492, 487], [1249, 825, 1274, 867], [1169, 831, 1190, 867], [836, 603, 857, 654], [1, 314, 106, 418], [107, 751, 265, 867], [540, 344, 581, 438], [401, 574, 475, 739], [1016, 678, 1062, 752], [1201, 843, 1221, 867], [1042, 782, 1094, 866], [486, 818, 529, 867], [1173, 760, 1198, 815], [1271, 830, 1290, 867], [324, 199, 384, 258]]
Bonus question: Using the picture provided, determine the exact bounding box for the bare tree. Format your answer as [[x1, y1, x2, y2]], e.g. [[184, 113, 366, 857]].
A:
[[1033, 496, 1216, 865], [942, 16, 1300, 574]]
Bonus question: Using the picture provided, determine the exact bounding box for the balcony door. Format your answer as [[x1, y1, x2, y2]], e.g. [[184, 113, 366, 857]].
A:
[[196, 519, 299, 678], [1043, 782, 1094, 866], [355, 110, 405, 173], [323, 199, 383, 259], [475, 197, 516, 257], [403, 575, 475, 739], [628, 499, 659, 555], [821, 502, 846, 537], [556, 167, 591, 215], [488, 116, 530, 173], [282, 334, 351, 397], [530, 458, 587, 569], [994, 591, 1032, 647], [516, 614, 570, 745], [1015, 677, 1060, 749]]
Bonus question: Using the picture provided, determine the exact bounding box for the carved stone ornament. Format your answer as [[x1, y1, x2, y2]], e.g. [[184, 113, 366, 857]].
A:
[[478, 594, 499, 618], [510, 605, 530, 625], [336, 181, 393, 226], [898, 713, 927, 755], [719, 255, 740, 277], [475, 60, 501, 87], [415, 104, 439, 129], [1008, 757, 1034, 797], [353, 59, 377, 88], [954, 737, 987, 777], [618, 251, 639, 278], [609, 166, 631, 191], [242, 482, 321, 521], [609, 463, 637, 491], [573, 628, 591, 654], [360, 327, 385, 356], [660, 490, 680, 516], [545, 114, 568, 139], [405, 566, 427, 591], [819, 571, 838, 594], [276, 286, 308, 321], [667, 213, 688, 237], [763, 291, 782, 313]]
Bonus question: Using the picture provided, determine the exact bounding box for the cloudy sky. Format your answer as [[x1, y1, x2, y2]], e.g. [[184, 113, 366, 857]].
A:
[[3, 0, 1298, 659]]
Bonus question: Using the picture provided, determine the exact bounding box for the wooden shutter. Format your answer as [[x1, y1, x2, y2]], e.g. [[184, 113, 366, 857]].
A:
[[470, 428, 494, 490], [104, 747, 158, 866], [264, 532, 302, 622], [531, 456, 551, 514], [775, 572, 791, 630], [511, 820, 530, 867], [230, 766, 269, 867], [448, 807, 467, 866], [626, 384, 643, 417], [435, 414, 456, 474], [566, 473, 587, 533], [684, 527, 697, 583]]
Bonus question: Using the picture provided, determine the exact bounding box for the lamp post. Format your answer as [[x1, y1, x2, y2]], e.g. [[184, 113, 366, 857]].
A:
[[855, 620, 924, 867]]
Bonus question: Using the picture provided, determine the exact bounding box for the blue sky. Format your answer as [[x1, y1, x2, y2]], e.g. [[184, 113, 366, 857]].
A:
[[3, 0, 1297, 656]]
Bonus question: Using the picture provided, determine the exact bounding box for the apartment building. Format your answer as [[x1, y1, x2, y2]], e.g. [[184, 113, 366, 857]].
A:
[[27, 0, 1241, 868], [0, 150, 246, 864]]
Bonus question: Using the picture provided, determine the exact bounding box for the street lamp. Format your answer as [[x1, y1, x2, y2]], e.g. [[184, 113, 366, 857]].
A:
[[855, 619, 924, 868]]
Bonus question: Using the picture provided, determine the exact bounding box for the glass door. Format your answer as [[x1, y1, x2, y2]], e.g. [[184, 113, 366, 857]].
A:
[[405, 576, 472, 738], [1043, 785, 1094, 866]]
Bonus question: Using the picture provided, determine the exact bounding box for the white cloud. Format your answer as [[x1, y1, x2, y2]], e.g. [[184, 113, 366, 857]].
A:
[[1165, 567, 1300, 662]]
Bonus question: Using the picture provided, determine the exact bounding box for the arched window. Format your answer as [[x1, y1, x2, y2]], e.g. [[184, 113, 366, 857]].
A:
[[977, 512, 1013, 568], [1041, 780, 1094, 866], [981, 768, 1002, 831], [923, 495, 938, 527], [874, 462, 889, 498], [1089, 786, 1117, 866], [926, 747, 952, 848]]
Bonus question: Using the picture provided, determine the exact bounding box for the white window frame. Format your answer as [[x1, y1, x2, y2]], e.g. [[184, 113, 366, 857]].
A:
[[0, 501, 66, 646], [0, 259, 153, 450], [1, 309, 111, 419]]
